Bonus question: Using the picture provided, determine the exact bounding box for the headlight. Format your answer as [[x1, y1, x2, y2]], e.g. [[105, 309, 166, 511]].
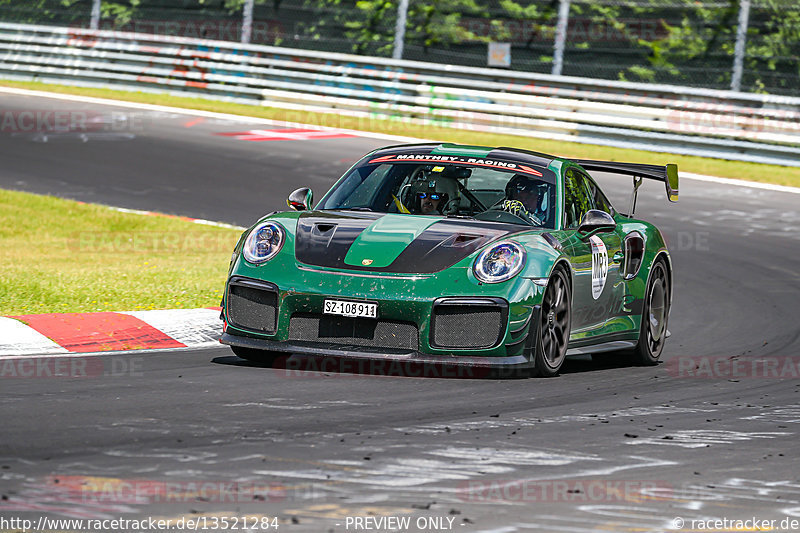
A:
[[473, 241, 526, 283], [242, 221, 285, 264]]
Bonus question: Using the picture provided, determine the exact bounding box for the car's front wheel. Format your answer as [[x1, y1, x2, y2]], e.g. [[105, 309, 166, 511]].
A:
[[230, 345, 279, 365], [531, 266, 572, 377], [631, 258, 670, 365]]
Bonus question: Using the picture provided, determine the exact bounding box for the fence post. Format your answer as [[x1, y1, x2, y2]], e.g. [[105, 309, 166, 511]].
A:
[[552, 0, 570, 76], [241, 0, 255, 44], [731, 0, 751, 92], [90, 0, 101, 30], [393, 0, 410, 60]]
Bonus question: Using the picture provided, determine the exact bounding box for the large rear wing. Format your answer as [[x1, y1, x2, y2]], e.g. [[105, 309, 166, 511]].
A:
[[574, 160, 679, 202]]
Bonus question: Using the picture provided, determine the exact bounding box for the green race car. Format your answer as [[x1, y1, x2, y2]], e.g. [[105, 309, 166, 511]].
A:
[[220, 143, 678, 377]]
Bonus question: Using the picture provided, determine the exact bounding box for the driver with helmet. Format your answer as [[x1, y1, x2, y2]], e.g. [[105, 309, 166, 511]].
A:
[[403, 166, 464, 215], [500, 174, 548, 225], [414, 180, 445, 215]]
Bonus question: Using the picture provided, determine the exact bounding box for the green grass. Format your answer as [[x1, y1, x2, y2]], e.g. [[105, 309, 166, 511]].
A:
[[0, 189, 241, 315], [3, 79, 800, 188]]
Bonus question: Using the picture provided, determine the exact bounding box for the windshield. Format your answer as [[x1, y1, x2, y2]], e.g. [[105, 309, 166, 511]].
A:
[[316, 159, 557, 228]]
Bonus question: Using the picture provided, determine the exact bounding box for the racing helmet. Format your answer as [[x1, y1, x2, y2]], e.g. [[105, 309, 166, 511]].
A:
[[408, 166, 466, 214], [505, 174, 549, 214], [411, 178, 448, 214]]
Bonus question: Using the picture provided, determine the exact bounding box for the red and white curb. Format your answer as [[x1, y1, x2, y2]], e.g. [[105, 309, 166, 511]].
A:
[[0, 308, 223, 357]]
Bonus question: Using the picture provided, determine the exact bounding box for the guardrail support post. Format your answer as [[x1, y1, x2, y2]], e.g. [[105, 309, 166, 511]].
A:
[[393, 0, 409, 60], [552, 0, 570, 76], [241, 0, 255, 44], [90, 0, 101, 30], [731, 0, 751, 92]]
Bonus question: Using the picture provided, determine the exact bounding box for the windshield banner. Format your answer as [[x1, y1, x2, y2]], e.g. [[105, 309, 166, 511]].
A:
[[368, 154, 544, 177]]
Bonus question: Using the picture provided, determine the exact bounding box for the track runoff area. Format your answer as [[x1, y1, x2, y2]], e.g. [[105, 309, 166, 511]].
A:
[[1, 88, 800, 532]]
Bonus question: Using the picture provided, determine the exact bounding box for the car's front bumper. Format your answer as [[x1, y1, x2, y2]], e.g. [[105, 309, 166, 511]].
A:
[[222, 266, 543, 359], [220, 331, 533, 369]]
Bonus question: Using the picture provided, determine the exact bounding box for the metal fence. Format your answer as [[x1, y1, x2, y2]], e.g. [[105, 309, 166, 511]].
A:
[[0, 0, 797, 96], [1, 22, 798, 167]]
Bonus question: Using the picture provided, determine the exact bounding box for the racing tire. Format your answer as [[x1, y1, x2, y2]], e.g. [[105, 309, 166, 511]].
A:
[[230, 345, 279, 365], [631, 258, 670, 366], [531, 266, 572, 377]]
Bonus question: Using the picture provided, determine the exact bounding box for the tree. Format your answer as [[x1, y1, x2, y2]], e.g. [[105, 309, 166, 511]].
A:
[[0, 0, 93, 25], [593, 0, 799, 93], [299, 0, 489, 56], [405, 0, 487, 54]]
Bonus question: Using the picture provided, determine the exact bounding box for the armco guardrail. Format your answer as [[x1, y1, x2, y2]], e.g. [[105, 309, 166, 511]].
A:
[[1, 22, 799, 167]]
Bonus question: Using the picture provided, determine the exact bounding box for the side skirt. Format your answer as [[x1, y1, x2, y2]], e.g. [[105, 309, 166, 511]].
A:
[[566, 340, 637, 356]]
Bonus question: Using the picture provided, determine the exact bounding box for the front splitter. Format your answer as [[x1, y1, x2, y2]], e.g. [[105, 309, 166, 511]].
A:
[[220, 332, 532, 370]]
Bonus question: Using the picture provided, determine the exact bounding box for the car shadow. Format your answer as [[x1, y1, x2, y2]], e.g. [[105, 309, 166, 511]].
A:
[[211, 353, 532, 380], [561, 353, 653, 374], [212, 351, 647, 379]]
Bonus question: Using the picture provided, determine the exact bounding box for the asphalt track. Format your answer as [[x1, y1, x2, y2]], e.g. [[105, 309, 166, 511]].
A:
[[2, 92, 800, 532]]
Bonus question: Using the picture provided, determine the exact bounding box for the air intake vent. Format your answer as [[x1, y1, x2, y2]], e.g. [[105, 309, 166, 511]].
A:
[[289, 314, 418, 350], [227, 279, 278, 334], [450, 234, 482, 246], [313, 223, 336, 235], [431, 298, 507, 349]]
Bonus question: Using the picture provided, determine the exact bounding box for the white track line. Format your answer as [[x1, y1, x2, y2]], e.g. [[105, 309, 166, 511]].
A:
[[3, 86, 797, 194], [0, 86, 430, 144], [0, 345, 213, 360], [681, 171, 800, 194], [106, 206, 245, 230]]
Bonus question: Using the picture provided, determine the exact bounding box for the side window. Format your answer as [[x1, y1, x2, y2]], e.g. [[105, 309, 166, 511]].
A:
[[581, 173, 614, 215], [563, 168, 594, 228]]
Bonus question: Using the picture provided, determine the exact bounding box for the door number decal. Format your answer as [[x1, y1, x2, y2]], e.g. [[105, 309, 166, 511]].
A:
[[589, 235, 608, 300]]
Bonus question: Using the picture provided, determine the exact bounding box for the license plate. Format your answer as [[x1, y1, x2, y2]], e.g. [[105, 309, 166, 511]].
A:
[[323, 299, 377, 319]]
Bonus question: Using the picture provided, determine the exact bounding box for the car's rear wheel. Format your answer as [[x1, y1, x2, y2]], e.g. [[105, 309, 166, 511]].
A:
[[631, 258, 670, 365], [531, 267, 571, 377], [230, 345, 279, 365]]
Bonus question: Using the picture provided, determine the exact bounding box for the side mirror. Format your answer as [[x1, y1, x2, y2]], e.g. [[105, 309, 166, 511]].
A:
[[287, 187, 313, 211], [577, 209, 616, 239]]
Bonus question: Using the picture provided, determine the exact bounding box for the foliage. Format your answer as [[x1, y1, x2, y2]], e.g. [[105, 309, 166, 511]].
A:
[[491, 0, 558, 53], [579, 0, 800, 92], [0, 0, 93, 25], [406, 0, 487, 52], [0, 0, 797, 93], [100, 1, 140, 26], [297, 0, 489, 55]]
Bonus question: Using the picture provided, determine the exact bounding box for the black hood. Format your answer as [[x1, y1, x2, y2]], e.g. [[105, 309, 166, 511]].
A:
[[295, 211, 525, 273]]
